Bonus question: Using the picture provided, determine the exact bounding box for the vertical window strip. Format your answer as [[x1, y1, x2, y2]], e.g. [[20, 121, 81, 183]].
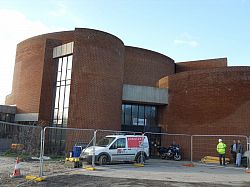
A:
[[53, 55, 72, 127]]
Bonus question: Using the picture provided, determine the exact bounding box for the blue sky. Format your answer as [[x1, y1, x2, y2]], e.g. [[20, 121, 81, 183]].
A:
[[0, 0, 250, 104]]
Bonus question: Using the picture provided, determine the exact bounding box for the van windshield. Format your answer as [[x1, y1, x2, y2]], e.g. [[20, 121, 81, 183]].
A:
[[96, 137, 115, 147]]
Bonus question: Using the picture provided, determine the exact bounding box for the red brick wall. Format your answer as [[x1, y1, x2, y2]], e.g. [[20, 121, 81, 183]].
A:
[[5, 31, 74, 114], [68, 28, 125, 130], [166, 67, 250, 136], [161, 67, 250, 160], [176, 58, 227, 73], [38, 39, 62, 124], [6, 36, 46, 113], [124, 46, 175, 87]]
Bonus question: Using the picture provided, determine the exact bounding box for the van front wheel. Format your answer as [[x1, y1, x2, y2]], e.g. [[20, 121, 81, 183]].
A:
[[99, 155, 108, 165]]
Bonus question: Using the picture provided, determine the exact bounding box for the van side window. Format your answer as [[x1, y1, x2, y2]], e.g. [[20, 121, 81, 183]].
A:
[[110, 138, 126, 149]]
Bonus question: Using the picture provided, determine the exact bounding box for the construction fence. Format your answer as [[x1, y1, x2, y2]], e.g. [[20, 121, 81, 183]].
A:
[[144, 132, 191, 160], [191, 135, 249, 165], [41, 127, 95, 176], [0, 121, 250, 178], [0, 121, 42, 177]]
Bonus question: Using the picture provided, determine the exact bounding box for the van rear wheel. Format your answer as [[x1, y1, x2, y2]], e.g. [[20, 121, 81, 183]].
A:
[[136, 154, 146, 164], [99, 155, 108, 165]]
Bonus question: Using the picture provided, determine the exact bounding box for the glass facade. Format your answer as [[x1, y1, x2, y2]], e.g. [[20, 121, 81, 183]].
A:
[[121, 103, 158, 132], [52, 55, 72, 127], [122, 103, 160, 157]]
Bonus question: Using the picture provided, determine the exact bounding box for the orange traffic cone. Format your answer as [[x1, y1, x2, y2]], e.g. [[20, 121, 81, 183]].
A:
[[11, 157, 22, 177]]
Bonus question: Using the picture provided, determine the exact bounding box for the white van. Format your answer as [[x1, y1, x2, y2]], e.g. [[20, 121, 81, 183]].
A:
[[81, 134, 149, 165]]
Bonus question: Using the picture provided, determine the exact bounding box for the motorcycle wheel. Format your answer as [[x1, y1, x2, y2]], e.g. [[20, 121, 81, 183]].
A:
[[160, 154, 166, 159], [174, 154, 182, 161], [166, 152, 172, 157]]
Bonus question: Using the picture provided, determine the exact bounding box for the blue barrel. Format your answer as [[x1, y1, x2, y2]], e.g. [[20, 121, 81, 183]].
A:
[[73, 146, 82, 157]]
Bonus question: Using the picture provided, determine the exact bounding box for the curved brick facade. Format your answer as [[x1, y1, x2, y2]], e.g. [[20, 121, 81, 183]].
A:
[[176, 58, 227, 73], [6, 31, 74, 116], [124, 46, 175, 87], [165, 67, 250, 136], [68, 28, 125, 130], [7, 28, 250, 140], [6, 28, 250, 160]]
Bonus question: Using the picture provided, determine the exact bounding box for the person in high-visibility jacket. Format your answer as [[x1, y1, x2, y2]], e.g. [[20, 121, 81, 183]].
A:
[[217, 139, 227, 165]]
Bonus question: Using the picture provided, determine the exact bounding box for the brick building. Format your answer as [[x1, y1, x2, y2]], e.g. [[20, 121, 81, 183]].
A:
[[3, 28, 250, 158]]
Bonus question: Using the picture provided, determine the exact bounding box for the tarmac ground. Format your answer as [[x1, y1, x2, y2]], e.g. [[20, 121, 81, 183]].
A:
[[1, 157, 250, 186]]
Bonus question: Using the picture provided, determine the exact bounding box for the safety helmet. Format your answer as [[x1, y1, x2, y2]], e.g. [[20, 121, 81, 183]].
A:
[[218, 139, 222, 142]]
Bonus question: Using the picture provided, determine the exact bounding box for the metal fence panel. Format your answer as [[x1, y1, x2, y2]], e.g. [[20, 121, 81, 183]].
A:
[[41, 127, 95, 176], [0, 121, 42, 177], [2, 121, 249, 178], [144, 132, 191, 161], [191, 135, 248, 165]]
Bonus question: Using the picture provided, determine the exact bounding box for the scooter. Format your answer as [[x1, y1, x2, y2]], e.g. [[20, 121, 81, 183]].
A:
[[157, 145, 182, 161]]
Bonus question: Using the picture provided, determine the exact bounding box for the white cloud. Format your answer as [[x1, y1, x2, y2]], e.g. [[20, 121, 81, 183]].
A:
[[0, 9, 63, 104], [48, 2, 67, 17], [174, 33, 199, 48], [48, 1, 82, 26]]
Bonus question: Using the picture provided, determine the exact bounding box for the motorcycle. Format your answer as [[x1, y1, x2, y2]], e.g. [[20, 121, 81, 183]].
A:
[[157, 144, 182, 161]]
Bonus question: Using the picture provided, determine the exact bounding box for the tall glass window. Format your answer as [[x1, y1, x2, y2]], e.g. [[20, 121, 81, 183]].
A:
[[132, 105, 138, 125], [124, 104, 132, 125], [53, 55, 72, 127]]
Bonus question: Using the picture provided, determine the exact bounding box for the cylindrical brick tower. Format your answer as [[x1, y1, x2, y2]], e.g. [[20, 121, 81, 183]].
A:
[[124, 46, 175, 87], [166, 67, 250, 136], [5, 31, 74, 124], [68, 28, 125, 130]]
